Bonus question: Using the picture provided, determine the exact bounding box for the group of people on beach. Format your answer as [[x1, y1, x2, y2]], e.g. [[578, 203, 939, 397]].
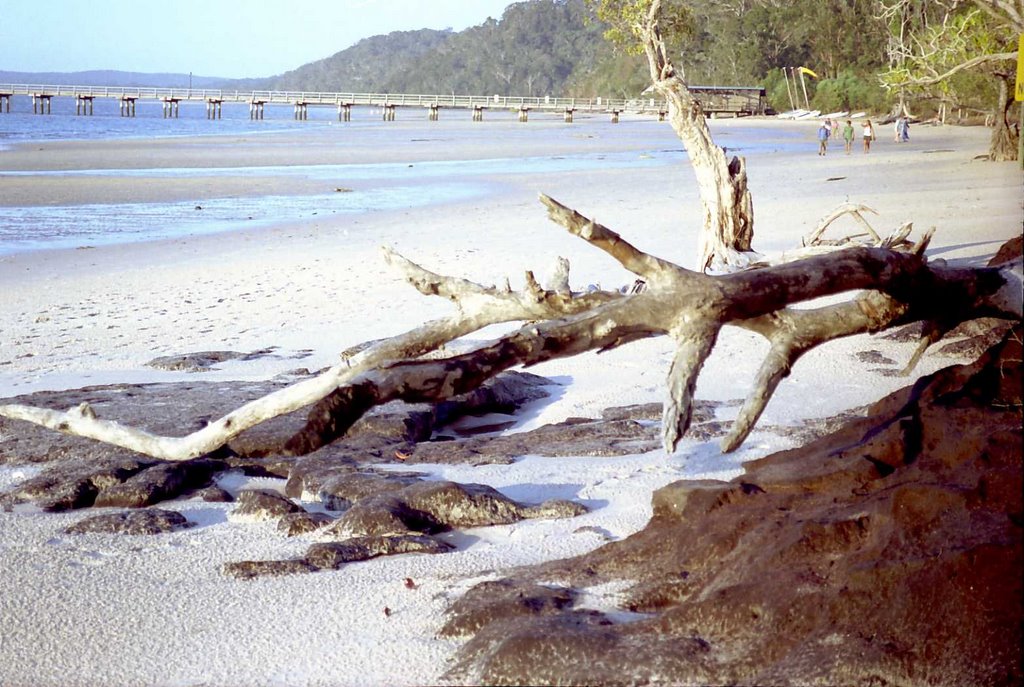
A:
[[817, 118, 878, 156], [893, 115, 911, 142]]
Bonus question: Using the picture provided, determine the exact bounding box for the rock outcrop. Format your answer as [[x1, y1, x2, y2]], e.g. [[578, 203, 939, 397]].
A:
[[64, 508, 192, 535], [441, 325, 1023, 686]]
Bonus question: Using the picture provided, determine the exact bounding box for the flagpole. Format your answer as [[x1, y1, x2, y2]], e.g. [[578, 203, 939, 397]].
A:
[[783, 67, 796, 111], [798, 68, 810, 109]]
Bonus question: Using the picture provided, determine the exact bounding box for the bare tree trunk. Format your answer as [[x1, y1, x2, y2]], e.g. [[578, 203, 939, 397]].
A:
[[988, 72, 1019, 161], [640, 0, 755, 272]]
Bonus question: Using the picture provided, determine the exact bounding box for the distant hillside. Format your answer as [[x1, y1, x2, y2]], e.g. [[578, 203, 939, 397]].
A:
[[0, 70, 234, 89], [378, 0, 605, 97], [0, 1, 615, 97], [265, 28, 454, 93], [258, 0, 611, 97]]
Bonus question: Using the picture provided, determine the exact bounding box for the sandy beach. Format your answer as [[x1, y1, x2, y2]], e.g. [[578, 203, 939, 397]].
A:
[[0, 116, 1021, 685]]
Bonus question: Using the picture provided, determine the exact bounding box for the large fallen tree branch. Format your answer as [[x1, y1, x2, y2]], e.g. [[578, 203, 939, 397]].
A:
[[2, 195, 1020, 460]]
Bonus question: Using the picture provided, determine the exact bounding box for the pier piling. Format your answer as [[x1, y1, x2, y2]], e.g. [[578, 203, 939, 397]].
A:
[[563, 107, 575, 123], [472, 105, 485, 122], [293, 102, 308, 120], [338, 103, 351, 121], [162, 98, 180, 118], [120, 97, 137, 117], [383, 104, 396, 121], [206, 99, 222, 119], [518, 106, 530, 123], [0, 94, 12, 113], [428, 104, 440, 121], [75, 95, 94, 115], [249, 100, 265, 120], [32, 94, 52, 115]]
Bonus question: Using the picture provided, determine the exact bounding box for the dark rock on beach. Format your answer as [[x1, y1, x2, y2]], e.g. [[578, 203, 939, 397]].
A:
[[0, 371, 559, 512], [855, 349, 896, 365], [277, 511, 334, 536], [222, 559, 319, 580], [222, 534, 454, 580], [0, 455, 223, 512], [279, 370, 552, 457], [92, 458, 225, 508], [441, 325, 1024, 686], [194, 486, 234, 503], [305, 534, 453, 569], [439, 579, 578, 638], [0, 455, 156, 511], [64, 508, 192, 535], [318, 479, 587, 540], [989, 234, 1022, 266], [229, 488, 304, 522], [145, 348, 279, 373]]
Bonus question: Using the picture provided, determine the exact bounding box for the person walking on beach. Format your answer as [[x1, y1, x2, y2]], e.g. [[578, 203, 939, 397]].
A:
[[843, 119, 855, 154], [894, 116, 904, 142], [862, 120, 875, 153], [818, 121, 830, 155], [901, 117, 910, 142]]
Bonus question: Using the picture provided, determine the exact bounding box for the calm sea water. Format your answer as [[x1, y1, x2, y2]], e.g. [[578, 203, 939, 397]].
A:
[[0, 96, 347, 144], [0, 95, 803, 256]]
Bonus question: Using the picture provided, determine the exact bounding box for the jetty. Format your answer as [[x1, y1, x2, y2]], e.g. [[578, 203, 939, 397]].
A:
[[0, 84, 767, 122]]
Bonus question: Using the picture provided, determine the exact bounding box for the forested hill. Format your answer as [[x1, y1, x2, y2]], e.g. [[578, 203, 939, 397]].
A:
[[260, 1, 605, 97], [254, 0, 902, 108], [260, 28, 455, 93]]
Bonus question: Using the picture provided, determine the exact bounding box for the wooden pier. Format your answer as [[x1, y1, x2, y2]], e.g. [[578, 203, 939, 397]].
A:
[[0, 83, 766, 121]]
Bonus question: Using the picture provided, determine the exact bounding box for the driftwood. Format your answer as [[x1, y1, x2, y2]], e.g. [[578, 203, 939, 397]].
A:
[[804, 202, 883, 246], [1, 195, 1021, 461]]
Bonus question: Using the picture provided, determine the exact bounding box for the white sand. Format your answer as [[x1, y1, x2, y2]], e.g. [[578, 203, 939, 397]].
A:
[[0, 117, 1020, 686]]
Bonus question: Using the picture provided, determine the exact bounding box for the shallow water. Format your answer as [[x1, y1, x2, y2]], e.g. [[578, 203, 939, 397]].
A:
[[0, 102, 805, 256], [0, 150, 681, 255], [0, 183, 492, 254]]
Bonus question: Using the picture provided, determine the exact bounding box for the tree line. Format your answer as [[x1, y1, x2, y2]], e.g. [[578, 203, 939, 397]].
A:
[[248, 0, 1017, 150]]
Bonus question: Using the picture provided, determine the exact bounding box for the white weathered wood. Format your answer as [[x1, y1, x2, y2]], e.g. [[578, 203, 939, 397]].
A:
[[804, 202, 881, 246]]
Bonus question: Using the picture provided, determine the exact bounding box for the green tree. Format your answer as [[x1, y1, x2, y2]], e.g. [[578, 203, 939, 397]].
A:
[[879, 0, 1021, 160]]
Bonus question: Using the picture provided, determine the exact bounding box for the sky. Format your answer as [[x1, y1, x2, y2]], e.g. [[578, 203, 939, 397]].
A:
[[0, 0, 520, 78]]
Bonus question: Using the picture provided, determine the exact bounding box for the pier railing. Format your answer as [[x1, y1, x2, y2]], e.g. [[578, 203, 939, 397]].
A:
[[0, 84, 766, 119], [0, 84, 663, 110]]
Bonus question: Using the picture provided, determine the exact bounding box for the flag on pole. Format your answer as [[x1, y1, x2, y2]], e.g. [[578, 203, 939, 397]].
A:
[[798, 67, 820, 79], [1015, 34, 1023, 102]]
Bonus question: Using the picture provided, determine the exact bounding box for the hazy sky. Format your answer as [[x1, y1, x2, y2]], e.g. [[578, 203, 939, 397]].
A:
[[0, 0, 520, 78]]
